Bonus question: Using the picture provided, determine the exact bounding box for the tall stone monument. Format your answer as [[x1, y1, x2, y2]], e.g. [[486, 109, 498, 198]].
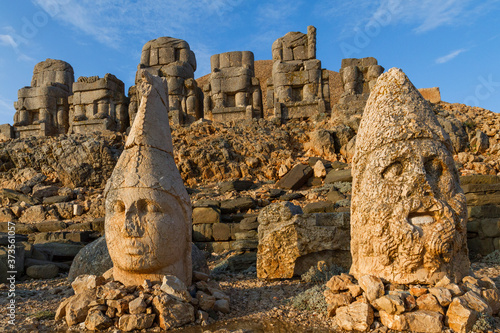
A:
[[70, 74, 129, 133], [105, 71, 192, 286], [331, 57, 384, 129], [13, 59, 74, 138], [203, 51, 262, 122], [350, 68, 469, 285], [266, 26, 330, 122], [128, 37, 202, 126]]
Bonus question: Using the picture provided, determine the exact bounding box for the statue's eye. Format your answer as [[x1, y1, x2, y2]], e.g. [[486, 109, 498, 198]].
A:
[[424, 158, 444, 178], [382, 161, 403, 179], [146, 202, 160, 213], [114, 201, 125, 213]]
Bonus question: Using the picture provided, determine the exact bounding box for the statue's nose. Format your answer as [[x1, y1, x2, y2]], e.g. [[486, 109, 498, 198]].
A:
[[122, 211, 142, 237], [402, 164, 434, 198]]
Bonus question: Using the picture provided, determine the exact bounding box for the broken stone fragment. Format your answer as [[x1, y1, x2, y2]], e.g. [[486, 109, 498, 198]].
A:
[[72, 274, 105, 295], [358, 275, 384, 302], [152, 294, 195, 330], [335, 302, 374, 332], [404, 310, 443, 333], [324, 291, 352, 317], [84, 310, 113, 331], [371, 294, 405, 315], [118, 313, 155, 332], [445, 297, 478, 333], [65, 290, 96, 326], [160, 275, 191, 302], [416, 293, 444, 315]]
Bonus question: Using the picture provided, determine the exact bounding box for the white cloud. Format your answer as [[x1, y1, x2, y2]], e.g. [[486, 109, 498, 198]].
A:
[[0, 28, 36, 63], [435, 49, 466, 64], [0, 34, 18, 48]]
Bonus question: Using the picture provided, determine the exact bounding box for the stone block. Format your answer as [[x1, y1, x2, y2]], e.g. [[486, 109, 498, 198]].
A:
[[35, 220, 67, 232], [212, 223, 231, 241], [275, 164, 313, 190], [159, 47, 175, 65], [418, 87, 441, 103], [192, 206, 220, 224], [293, 45, 306, 60], [460, 175, 500, 185], [467, 237, 495, 255], [324, 168, 352, 184], [479, 218, 500, 238], [466, 193, 500, 206], [461, 183, 500, 193], [192, 224, 213, 242], [468, 205, 500, 218], [219, 180, 254, 193], [303, 201, 336, 213], [257, 202, 350, 279], [26, 264, 59, 279], [220, 197, 255, 214]]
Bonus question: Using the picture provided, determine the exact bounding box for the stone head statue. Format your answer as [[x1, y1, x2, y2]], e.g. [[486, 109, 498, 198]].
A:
[[350, 68, 469, 284], [105, 71, 192, 286]]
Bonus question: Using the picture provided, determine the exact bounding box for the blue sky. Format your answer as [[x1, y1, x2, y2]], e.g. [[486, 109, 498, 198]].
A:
[[0, 0, 499, 125]]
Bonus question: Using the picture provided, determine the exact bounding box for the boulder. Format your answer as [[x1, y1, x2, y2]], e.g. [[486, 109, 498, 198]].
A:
[[257, 202, 350, 279], [68, 237, 112, 282]]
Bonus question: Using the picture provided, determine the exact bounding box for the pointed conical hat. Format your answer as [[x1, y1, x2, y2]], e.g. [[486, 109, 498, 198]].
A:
[[105, 71, 190, 209], [353, 68, 453, 166]]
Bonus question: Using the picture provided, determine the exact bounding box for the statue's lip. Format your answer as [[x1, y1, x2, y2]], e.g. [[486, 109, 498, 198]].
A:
[[124, 241, 148, 255]]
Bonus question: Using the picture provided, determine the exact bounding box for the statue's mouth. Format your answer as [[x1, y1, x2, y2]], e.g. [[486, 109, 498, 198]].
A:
[[408, 213, 435, 226], [124, 240, 148, 255]]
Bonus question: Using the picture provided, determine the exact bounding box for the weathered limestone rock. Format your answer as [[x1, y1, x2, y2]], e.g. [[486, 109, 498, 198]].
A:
[[267, 26, 330, 121], [404, 310, 443, 333], [70, 74, 129, 133], [118, 313, 155, 331], [419, 87, 441, 104], [350, 68, 469, 284], [105, 71, 192, 286], [204, 51, 262, 122], [335, 302, 374, 332], [257, 202, 350, 279], [13, 59, 74, 138], [129, 37, 202, 126], [358, 275, 384, 302], [445, 297, 478, 333], [275, 163, 313, 190], [152, 294, 195, 330]]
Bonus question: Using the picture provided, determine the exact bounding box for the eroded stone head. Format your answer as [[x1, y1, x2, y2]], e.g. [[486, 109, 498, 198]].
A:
[[105, 71, 192, 286], [350, 68, 469, 284]]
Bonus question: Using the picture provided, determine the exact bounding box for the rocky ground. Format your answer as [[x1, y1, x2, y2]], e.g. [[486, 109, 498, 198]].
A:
[[1, 253, 499, 333]]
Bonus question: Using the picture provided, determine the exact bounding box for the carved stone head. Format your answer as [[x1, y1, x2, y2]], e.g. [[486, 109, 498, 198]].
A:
[[350, 68, 469, 284], [105, 71, 192, 286]]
